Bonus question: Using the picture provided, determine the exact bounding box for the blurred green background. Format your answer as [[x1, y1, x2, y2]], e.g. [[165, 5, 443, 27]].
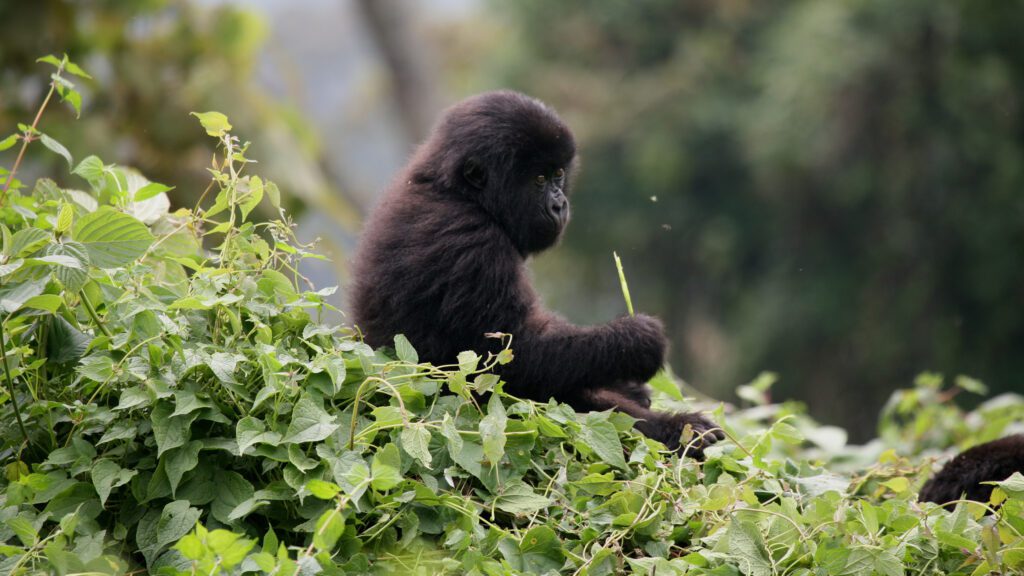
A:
[[2, 0, 1022, 439]]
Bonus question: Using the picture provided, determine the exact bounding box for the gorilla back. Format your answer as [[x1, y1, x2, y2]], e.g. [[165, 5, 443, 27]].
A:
[[350, 91, 722, 457]]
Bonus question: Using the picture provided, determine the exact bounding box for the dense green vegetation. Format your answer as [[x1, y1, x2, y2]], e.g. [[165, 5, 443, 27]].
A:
[[2, 57, 1024, 575]]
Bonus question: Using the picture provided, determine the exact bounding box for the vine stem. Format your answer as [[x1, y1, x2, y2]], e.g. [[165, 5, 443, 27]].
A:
[[79, 290, 112, 338], [0, 319, 30, 447], [348, 376, 409, 450], [0, 71, 59, 205]]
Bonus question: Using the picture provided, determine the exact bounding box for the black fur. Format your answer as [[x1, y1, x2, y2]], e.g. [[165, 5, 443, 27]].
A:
[[919, 434, 1024, 505], [350, 91, 722, 457]]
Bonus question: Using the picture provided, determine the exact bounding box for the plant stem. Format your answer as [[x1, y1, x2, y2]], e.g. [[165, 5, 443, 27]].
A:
[[0, 319, 30, 447], [0, 76, 58, 205], [79, 290, 113, 338], [613, 252, 635, 316]]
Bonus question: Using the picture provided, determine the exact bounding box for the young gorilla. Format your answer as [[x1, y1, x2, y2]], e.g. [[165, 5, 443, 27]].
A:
[[919, 434, 1024, 506], [351, 91, 723, 457]]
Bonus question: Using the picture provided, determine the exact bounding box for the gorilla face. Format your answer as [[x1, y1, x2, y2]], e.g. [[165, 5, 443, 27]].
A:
[[461, 153, 574, 255], [521, 164, 571, 253], [437, 91, 576, 256]]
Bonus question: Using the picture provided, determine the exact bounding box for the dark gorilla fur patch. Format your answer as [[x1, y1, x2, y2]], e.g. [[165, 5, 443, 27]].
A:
[[350, 90, 722, 457], [919, 434, 1024, 505]]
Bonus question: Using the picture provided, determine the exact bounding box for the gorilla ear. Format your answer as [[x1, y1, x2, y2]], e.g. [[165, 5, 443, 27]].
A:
[[462, 158, 487, 190]]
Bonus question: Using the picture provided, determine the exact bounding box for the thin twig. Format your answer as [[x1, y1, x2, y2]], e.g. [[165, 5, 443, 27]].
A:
[[1, 70, 59, 205]]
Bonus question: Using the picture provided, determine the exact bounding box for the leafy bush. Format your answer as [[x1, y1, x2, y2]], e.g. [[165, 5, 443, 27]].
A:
[[2, 56, 1024, 575]]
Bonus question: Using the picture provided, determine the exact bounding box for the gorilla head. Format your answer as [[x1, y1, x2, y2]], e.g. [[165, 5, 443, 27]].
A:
[[419, 91, 576, 254]]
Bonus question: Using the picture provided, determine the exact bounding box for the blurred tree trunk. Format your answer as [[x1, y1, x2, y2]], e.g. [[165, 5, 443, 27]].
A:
[[355, 0, 441, 143]]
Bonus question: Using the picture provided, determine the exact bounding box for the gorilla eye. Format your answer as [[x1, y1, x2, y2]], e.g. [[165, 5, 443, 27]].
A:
[[554, 168, 565, 179], [534, 174, 547, 186]]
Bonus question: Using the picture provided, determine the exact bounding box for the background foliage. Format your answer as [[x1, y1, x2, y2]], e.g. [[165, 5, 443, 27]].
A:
[[487, 0, 1024, 437]]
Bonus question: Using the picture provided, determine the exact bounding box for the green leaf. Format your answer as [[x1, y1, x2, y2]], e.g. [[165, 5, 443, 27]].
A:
[[24, 254, 82, 269], [165, 441, 203, 497], [313, 508, 345, 552], [0, 278, 46, 313], [581, 413, 627, 470], [265, 180, 281, 209], [517, 526, 564, 573], [990, 472, 1024, 499], [728, 521, 771, 576], [334, 453, 371, 499], [191, 111, 233, 137], [0, 259, 23, 278], [20, 294, 62, 313], [492, 482, 552, 515], [771, 421, 804, 445], [156, 501, 202, 562], [56, 203, 74, 233], [170, 391, 213, 418], [175, 532, 203, 560], [10, 227, 50, 257], [236, 417, 281, 456], [954, 374, 987, 395], [0, 133, 18, 151], [167, 296, 210, 311], [240, 175, 263, 221], [874, 550, 904, 576], [284, 394, 339, 444], [457, 350, 479, 373], [307, 479, 341, 500], [78, 354, 114, 382], [647, 369, 684, 401], [46, 241, 90, 291], [880, 477, 909, 493], [46, 315, 90, 363], [151, 401, 192, 457], [371, 443, 403, 491], [40, 133, 73, 167], [452, 438, 483, 475], [63, 89, 82, 118], [134, 181, 174, 202], [211, 471, 255, 525], [394, 334, 419, 364], [5, 516, 37, 546], [36, 54, 63, 68], [72, 206, 154, 268], [287, 444, 319, 472], [441, 413, 464, 457], [480, 394, 507, 465], [64, 59, 92, 79], [90, 459, 137, 506], [72, 155, 105, 182], [400, 425, 433, 468], [209, 530, 255, 568]]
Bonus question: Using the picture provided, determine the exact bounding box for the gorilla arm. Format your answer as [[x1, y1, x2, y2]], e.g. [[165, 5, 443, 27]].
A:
[[500, 312, 667, 402]]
